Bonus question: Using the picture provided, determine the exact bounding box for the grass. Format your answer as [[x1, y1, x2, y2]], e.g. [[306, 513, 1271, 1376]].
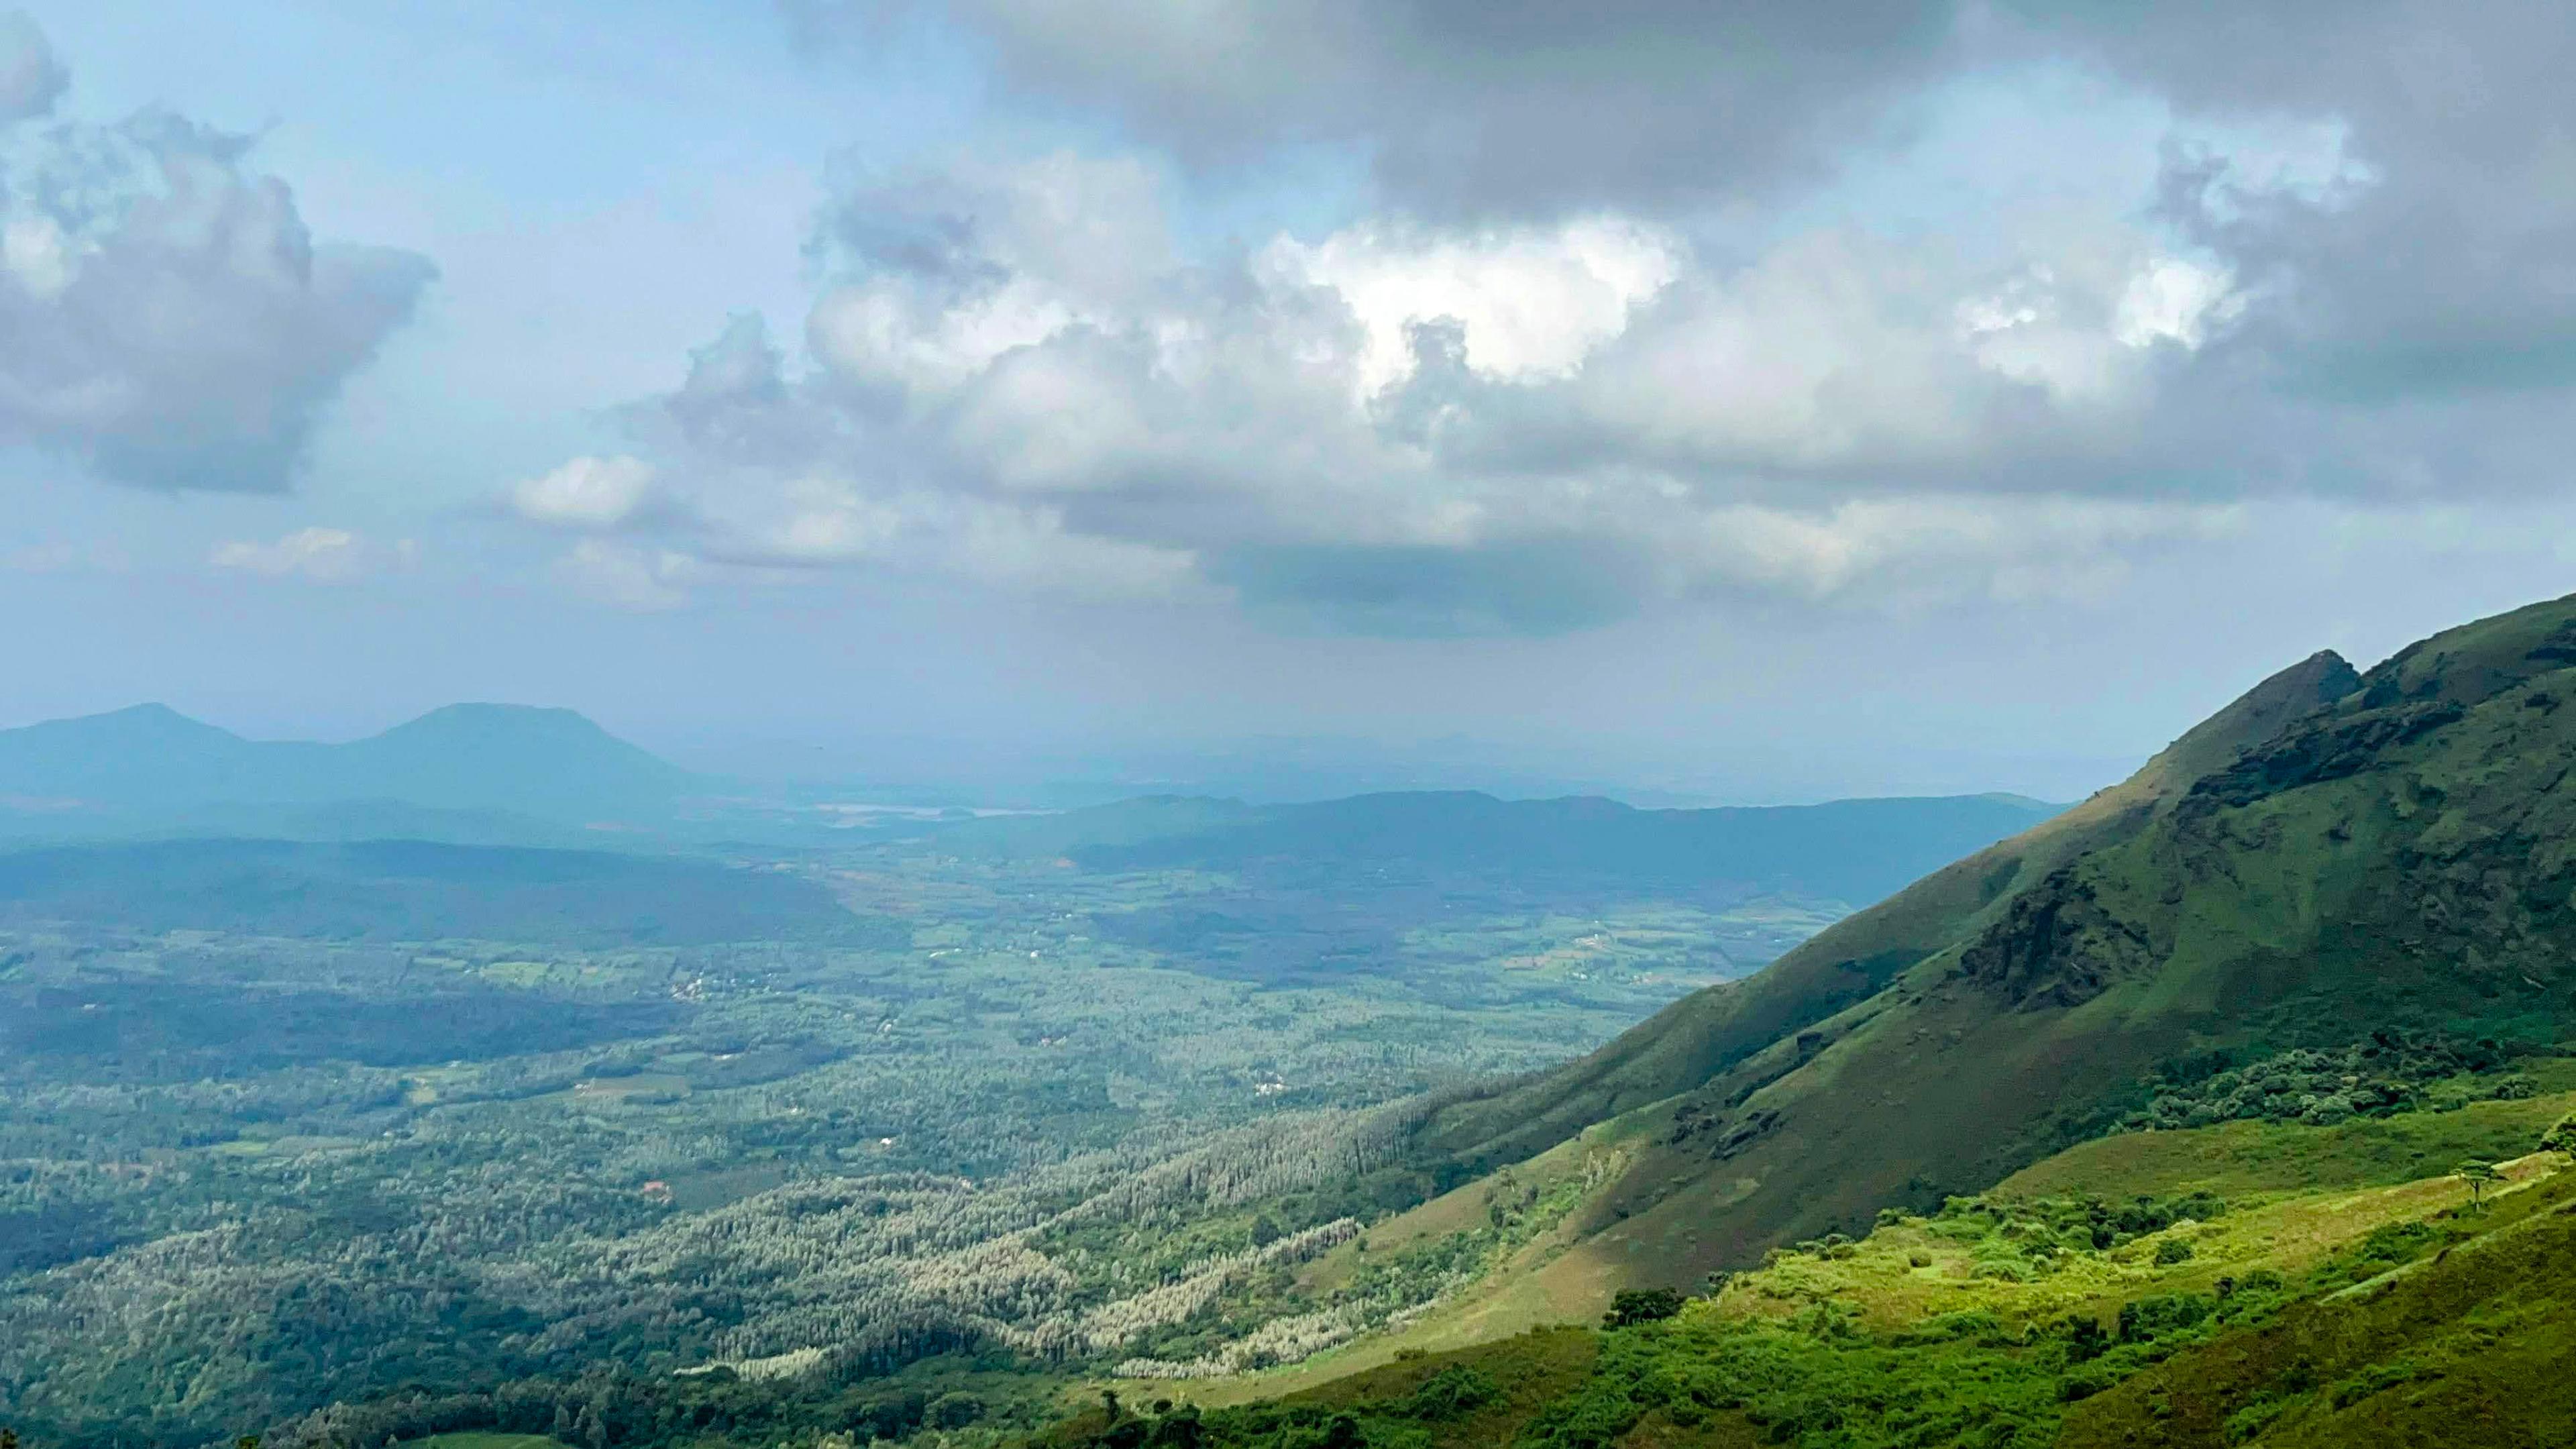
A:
[[1159, 1118, 1652, 1405], [2060, 1167, 2576, 1445], [1990, 1088, 2576, 1199], [1059, 1136, 2576, 1449], [1120, 1081, 2576, 1445]]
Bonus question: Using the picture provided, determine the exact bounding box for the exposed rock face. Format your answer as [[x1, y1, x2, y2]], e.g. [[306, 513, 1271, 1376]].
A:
[[2187, 698, 2467, 809], [1956, 865, 2157, 1009]]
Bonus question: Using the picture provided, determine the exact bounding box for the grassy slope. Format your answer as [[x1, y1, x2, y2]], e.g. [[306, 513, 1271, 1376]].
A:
[[2059, 1169, 2576, 1446], [1089, 1093, 2576, 1449], [1391, 599, 2576, 1334], [1992, 1082, 2576, 1200]]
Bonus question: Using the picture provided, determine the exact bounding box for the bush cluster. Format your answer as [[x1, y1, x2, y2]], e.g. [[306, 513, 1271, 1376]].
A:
[[2124, 1032, 2523, 1132]]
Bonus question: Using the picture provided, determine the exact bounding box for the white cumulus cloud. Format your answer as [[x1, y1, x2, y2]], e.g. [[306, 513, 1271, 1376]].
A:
[[512, 455, 665, 529], [1260, 217, 1682, 394], [208, 527, 391, 582]]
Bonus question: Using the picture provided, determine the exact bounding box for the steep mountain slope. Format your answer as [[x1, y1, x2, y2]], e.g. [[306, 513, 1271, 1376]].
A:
[[1412, 647, 2361, 1178], [1403, 595, 2576, 1316]]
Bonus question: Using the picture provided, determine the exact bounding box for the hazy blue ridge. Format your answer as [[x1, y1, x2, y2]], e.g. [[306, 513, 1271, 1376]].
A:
[[0, 702, 698, 824]]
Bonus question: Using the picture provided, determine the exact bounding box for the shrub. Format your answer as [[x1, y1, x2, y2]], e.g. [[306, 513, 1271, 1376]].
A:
[[1400, 1366, 1499, 1420], [2541, 1113, 2576, 1155], [2153, 1238, 2195, 1266], [1603, 1288, 1686, 1328]]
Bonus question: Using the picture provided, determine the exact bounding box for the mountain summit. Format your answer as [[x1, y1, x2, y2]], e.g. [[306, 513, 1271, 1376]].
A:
[[0, 702, 696, 823]]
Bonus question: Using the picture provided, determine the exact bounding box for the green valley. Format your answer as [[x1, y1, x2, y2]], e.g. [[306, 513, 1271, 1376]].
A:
[[16, 594, 2576, 1449]]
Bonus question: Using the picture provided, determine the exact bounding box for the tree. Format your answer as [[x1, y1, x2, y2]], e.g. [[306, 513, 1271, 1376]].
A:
[[4, 1428, 19, 1449], [1603, 1287, 1685, 1328], [2064, 1316, 2109, 1362], [2541, 1114, 2576, 1156], [2457, 1159, 2504, 1211]]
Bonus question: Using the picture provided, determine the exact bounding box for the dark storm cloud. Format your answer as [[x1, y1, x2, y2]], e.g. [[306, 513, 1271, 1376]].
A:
[[787, 0, 1962, 215], [796, 0, 2576, 419], [2051, 1, 2576, 405]]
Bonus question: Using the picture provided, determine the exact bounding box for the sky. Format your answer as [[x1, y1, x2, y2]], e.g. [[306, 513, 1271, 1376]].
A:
[[3, 1, 2575, 803]]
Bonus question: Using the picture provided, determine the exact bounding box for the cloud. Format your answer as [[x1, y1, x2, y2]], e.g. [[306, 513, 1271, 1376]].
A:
[[552, 539, 700, 611], [1258, 217, 1681, 394], [207, 527, 399, 582], [0, 10, 65, 125], [2004, 2, 2576, 411], [789, 0, 1962, 217], [0, 20, 432, 492], [513, 455, 667, 529], [503, 150, 2273, 631], [531, 7, 2576, 634]]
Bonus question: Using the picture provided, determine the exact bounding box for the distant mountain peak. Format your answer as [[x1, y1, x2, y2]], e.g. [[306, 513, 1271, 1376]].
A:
[[0, 700, 694, 820], [34, 702, 241, 738], [372, 702, 638, 744]]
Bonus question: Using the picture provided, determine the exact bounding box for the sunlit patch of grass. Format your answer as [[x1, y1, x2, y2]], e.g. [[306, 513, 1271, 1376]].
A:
[[1990, 1089, 2576, 1200]]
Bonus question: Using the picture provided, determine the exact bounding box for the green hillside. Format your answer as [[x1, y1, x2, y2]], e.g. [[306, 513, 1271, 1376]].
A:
[[1384, 598, 2576, 1319], [1060, 1106, 2576, 1449], [1407, 645, 2363, 1191], [21, 596, 2576, 1449]]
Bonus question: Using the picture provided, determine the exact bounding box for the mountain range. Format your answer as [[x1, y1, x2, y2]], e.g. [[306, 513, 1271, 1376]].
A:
[[0, 702, 696, 830], [0, 705, 2065, 903]]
